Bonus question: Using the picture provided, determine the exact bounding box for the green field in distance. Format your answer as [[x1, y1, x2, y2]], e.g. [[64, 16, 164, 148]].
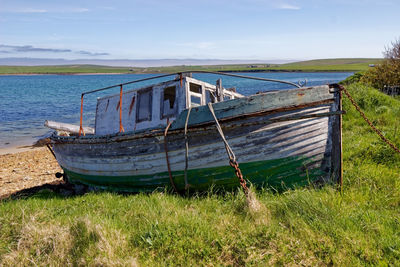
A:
[[0, 58, 383, 74]]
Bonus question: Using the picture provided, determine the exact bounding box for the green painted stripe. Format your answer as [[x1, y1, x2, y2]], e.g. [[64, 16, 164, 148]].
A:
[[63, 155, 328, 193]]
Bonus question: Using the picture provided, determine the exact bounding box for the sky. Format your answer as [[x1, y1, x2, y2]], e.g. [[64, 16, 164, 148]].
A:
[[0, 0, 399, 61]]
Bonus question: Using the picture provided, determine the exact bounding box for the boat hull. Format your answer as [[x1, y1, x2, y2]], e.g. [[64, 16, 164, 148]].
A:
[[51, 85, 342, 192], [62, 155, 324, 192]]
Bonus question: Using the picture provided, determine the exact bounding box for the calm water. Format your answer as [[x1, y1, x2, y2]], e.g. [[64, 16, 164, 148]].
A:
[[0, 72, 352, 148]]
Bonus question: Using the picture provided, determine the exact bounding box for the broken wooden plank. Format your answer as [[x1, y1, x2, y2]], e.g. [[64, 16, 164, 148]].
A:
[[44, 120, 95, 135], [171, 85, 335, 130]]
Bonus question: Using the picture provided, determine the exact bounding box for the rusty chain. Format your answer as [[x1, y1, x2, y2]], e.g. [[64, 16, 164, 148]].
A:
[[207, 102, 250, 195], [213, 85, 400, 197], [340, 85, 400, 154], [229, 159, 249, 196]]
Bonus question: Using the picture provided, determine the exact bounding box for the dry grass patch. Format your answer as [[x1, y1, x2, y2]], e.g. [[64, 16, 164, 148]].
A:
[[0, 214, 138, 266], [1, 215, 71, 266]]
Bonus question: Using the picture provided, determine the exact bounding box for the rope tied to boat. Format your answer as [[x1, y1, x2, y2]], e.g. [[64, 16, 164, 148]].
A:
[[79, 94, 85, 136], [340, 85, 400, 154], [163, 119, 179, 193], [119, 85, 125, 133], [184, 107, 192, 190], [207, 103, 249, 195]]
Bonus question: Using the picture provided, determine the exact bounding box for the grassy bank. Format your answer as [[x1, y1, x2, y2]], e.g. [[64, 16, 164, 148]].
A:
[[0, 58, 383, 75], [273, 58, 383, 72], [1, 82, 400, 265], [145, 58, 382, 73]]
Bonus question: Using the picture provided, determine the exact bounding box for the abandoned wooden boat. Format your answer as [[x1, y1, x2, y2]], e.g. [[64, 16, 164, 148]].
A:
[[47, 72, 343, 192]]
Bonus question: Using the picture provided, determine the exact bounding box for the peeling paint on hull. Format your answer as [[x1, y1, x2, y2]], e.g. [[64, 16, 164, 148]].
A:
[[51, 84, 342, 192], [63, 155, 325, 192]]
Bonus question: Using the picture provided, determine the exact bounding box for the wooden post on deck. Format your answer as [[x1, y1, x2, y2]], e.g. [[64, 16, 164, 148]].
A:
[[216, 79, 223, 102], [119, 85, 125, 133]]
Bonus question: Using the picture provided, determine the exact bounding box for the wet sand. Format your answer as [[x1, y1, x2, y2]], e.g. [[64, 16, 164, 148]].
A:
[[0, 147, 62, 199]]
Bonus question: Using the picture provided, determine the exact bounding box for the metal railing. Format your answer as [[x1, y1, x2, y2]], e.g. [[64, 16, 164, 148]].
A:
[[78, 71, 301, 136], [382, 85, 400, 96]]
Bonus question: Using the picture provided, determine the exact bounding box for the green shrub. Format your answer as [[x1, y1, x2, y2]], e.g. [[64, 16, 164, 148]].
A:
[[340, 72, 365, 85], [362, 38, 400, 89]]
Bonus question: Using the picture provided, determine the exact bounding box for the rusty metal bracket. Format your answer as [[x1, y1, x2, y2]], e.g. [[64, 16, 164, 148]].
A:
[[329, 84, 343, 93]]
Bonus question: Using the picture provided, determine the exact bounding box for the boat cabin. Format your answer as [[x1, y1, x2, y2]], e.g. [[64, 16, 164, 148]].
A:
[[94, 75, 243, 135]]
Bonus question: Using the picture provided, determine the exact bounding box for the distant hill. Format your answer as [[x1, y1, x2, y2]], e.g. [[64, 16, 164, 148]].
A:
[[0, 58, 384, 74], [272, 58, 383, 71], [0, 57, 294, 67], [283, 58, 383, 66]]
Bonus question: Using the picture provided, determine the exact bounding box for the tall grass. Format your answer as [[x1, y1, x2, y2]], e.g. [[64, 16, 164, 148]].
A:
[[1, 83, 400, 265]]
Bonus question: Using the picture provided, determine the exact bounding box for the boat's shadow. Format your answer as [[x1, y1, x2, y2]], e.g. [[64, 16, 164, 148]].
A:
[[2, 181, 252, 200], [1, 181, 79, 200]]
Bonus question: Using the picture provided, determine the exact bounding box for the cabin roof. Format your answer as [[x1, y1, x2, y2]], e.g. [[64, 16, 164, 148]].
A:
[[96, 78, 181, 101]]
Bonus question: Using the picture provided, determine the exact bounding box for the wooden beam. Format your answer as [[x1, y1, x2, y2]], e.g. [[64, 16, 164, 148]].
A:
[[171, 85, 335, 130], [45, 120, 95, 135], [216, 79, 224, 102]]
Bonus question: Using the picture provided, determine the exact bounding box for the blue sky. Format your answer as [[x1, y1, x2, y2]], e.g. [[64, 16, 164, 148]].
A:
[[0, 0, 399, 61]]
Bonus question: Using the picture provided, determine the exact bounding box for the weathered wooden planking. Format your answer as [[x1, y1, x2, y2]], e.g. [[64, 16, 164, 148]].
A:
[[53, 106, 333, 178], [54, 103, 333, 145], [52, 84, 342, 191], [171, 85, 335, 130], [330, 88, 342, 184], [63, 155, 326, 192], [56, 112, 332, 191]]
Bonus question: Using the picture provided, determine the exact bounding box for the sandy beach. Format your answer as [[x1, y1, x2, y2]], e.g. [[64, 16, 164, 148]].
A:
[[0, 147, 62, 199]]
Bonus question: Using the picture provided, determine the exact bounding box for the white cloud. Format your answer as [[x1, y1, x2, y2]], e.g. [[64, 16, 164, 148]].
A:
[[15, 8, 48, 13], [0, 7, 89, 14], [70, 8, 89, 13], [0, 44, 109, 57], [276, 3, 301, 10], [98, 6, 116, 11]]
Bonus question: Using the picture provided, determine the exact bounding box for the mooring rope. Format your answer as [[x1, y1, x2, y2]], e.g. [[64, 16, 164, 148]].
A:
[[163, 120, 178, 193], [207, 103, 236, 162], [207, 103, 249, 195], [119, 85, 125, 133], [79, 94, 85, 136], [184, 107, 192, 190]]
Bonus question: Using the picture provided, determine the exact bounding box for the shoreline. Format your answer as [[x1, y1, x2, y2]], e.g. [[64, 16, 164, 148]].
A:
[[0, 145, 40, 155], [0, 146, 61, 199], [0, 138, 38, 155]]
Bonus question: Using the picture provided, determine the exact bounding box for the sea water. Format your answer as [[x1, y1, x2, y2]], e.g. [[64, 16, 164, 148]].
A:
[[0, 72, 352, 148]]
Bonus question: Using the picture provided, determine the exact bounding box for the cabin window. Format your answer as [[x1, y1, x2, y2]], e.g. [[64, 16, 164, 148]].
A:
[[136, 89, 152, 122], [161, 86, 176, 118], [190, 95, 201, 106], [189, 83, 202, 107], [189, 83, 201, 94]]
